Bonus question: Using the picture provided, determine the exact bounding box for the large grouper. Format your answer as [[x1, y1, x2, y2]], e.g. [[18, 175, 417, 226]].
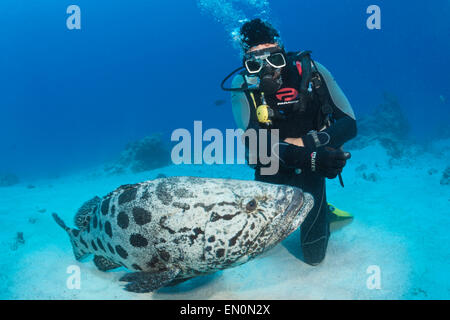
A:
[[53, 176, 314, 293]]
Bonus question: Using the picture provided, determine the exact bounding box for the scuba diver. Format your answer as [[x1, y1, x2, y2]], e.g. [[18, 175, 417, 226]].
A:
[[221, 19, 357, 265]]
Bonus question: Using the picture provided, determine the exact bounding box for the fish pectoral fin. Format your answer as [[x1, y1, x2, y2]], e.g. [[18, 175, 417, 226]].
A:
[[93, 255, 121, 272], [119, 268, 180, 293], [166, 276, 194, 287]]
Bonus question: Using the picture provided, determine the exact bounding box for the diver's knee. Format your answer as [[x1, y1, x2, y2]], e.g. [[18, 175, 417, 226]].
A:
[[301, 238, 328, 266], [302, 250, 326, 266]]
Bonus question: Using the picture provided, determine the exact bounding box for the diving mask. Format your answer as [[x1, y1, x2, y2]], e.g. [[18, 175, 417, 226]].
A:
[[220, 47, 286, 93], [244, 51, 287, 74]]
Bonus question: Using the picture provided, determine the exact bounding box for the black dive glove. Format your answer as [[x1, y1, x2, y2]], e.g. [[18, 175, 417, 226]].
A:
[[279, 131, 351, 179], [303, 131, 351, 178], [311, 147, 351, 179]]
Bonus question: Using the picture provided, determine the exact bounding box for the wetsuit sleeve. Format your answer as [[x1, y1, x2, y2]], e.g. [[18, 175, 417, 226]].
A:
[[319, 107, 357, 149], [314, 62, 357, 149]]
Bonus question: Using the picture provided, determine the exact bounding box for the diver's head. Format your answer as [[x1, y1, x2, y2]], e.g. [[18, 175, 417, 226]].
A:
[[240, 18, 282, 52], [240, 19, 286, 94]]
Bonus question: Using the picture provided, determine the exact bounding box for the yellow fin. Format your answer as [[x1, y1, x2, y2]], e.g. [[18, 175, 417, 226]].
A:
[[328, 203, 353, 232], [328, 203, 353, 218]]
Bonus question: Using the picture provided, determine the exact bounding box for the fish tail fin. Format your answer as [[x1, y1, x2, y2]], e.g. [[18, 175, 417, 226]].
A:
[[52, 213, 89, 261], [52, 212, 70, 231]]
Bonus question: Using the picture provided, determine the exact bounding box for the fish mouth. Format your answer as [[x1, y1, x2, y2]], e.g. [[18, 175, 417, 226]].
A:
[[282, 187, 314, 236], [283, 187, 304, 219]]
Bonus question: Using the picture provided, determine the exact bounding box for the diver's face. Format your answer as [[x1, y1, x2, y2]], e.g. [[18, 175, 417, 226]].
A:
[[244, 44, 286, 75], [245, 43, 286, 94]]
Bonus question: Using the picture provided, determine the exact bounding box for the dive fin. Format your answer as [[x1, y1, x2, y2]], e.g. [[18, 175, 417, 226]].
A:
[[93, 255, 121, 272], [328, 204, 353, 218], [328, 204, 354, 232], [119, 269, 180, 293]]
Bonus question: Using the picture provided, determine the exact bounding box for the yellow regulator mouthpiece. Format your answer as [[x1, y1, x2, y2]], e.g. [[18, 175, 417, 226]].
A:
[[256, 104, 271, 124]]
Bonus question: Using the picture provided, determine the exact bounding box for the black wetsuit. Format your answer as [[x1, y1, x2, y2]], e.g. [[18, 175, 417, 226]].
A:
[[241, 54, 357, 265]]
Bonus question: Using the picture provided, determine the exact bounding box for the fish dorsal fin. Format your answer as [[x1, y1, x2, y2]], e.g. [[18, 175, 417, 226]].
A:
[[74, 196, 101, 230]]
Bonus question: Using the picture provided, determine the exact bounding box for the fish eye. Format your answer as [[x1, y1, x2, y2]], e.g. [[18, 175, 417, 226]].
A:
[[246, 199, 258, 212]]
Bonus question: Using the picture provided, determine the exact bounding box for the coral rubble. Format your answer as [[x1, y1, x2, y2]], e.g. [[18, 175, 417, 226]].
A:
[[106, 133, 171, 174], [0, 173, 19, 187], [440, 166, 450, 186], [347, 92, 410, 159]]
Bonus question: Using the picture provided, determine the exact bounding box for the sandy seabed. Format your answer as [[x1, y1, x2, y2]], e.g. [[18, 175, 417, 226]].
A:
[[0, 140, 449, 300]]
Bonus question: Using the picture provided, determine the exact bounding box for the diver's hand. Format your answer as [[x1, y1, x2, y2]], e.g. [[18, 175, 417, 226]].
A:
[[312, 147, 351, 179]]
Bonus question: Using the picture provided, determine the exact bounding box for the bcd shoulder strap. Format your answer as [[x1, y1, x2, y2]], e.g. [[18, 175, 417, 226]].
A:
[[291, 51, 334, 127]]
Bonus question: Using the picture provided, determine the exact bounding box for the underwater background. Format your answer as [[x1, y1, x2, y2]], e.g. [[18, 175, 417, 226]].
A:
[[0, 0, 449, 299]]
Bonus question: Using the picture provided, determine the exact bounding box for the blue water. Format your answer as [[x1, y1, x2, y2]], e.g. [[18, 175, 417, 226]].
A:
[[0, 0, 448, 179], [0, 0, 449, 300]]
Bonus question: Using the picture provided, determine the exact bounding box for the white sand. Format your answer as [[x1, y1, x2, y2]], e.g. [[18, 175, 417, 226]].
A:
[[1, 140, 449, 300]]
